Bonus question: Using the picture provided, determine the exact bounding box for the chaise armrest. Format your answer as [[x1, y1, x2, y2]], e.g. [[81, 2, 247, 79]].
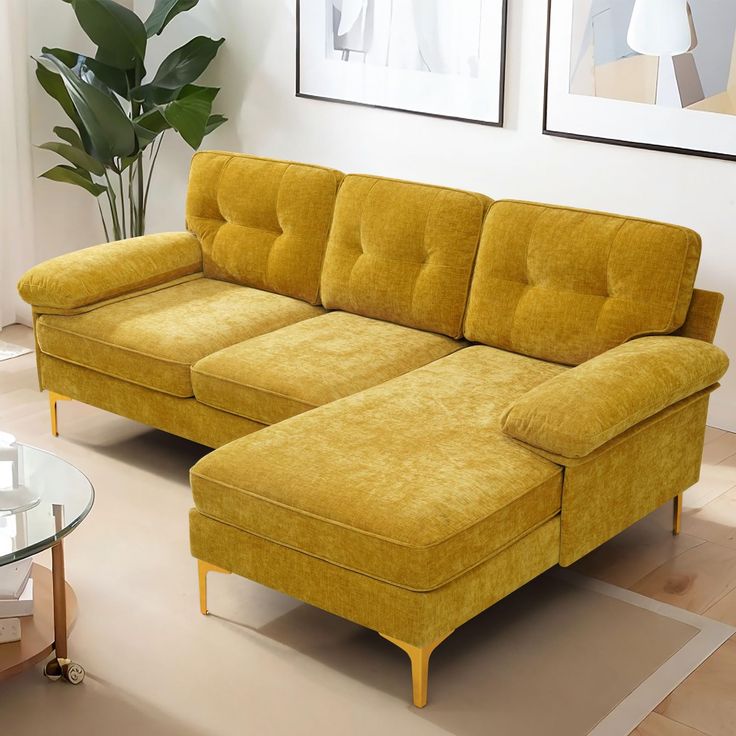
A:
[[501, 336, 729, 459], [17, 232, 202, 311]]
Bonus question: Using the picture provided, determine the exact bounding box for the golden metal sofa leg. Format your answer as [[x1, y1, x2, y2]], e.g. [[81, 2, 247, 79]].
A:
[[380, 631, 453, 708], [198, 559, 230, 615], [48, 391, 71, 437], [673, 493, 683, 536]]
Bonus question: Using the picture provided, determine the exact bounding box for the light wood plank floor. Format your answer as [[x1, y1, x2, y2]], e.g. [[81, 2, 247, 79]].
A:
[[1, 324, 735, 735]]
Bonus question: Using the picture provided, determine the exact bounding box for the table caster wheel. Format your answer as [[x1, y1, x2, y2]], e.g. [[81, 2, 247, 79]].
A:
[[43, 660, 62, 681], [62, 662, 85, 685]]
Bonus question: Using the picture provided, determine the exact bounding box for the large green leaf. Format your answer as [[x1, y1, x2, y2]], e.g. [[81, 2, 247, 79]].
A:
[[42, 46, 129, 97], [35, 60, 83, 129], [135, 108, 170, 135], [204, 113, 227, 136], [160, 86, 214, 149], [179, 84, 219, 102], [38, 141, 106, 176], [53, 126, 84, 149], [40, 53, 137, 164], [135, 36, 224, 103], [144, 0, 199, 37], [133, 122, 159, 150], [68, 0, 147, 70], [40, 165, 107, 197]]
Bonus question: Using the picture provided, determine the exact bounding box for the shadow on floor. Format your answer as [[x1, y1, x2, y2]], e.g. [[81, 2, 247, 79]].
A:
[[0, 666, 208, 736], [68, 422, 210, 485], [244, 572, 696, 736]]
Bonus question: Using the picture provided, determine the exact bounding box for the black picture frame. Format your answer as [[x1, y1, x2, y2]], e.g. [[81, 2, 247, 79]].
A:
[[542, 0, 736, 163], [296, 0, 508, 128]]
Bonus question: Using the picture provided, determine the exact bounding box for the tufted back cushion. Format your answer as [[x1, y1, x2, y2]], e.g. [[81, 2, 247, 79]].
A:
[[186, 151, 343, 304], [320, 175, 491, 338], [465, 201, 701, 365]]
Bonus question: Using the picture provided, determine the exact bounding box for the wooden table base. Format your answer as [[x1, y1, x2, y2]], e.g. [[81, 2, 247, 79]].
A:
[[0, 564, 77, 681]]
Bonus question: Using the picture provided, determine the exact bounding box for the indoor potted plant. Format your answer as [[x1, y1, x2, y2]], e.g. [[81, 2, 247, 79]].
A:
[[35, 0, 227, 241]]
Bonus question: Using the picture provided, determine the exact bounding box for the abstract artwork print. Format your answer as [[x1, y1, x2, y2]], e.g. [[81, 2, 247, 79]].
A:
[[298, 0, 507, 125]]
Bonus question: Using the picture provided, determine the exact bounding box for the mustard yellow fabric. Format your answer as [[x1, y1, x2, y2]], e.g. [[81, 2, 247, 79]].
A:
[[502, 336, 728, 459], [191, 311, 464, 425], [186, 151, 342, 304], [465, 201, 702, 365], [40, 354, 264, 448], [190, 346, 564, 591], [17, 232, 202, 310], [558, 392, 710, 565], [675, 289, 724, 343], [37, 278, 322, 398], [320, 175, 491, 338], [190, 510, 560, 646]]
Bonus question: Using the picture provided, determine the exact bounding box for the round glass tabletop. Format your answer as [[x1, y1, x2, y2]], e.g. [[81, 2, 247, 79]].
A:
[[0, 442, 94, 566]]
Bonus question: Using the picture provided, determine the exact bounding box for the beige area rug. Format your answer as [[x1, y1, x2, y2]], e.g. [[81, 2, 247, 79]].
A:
[[0, 340, 32, 362], [395, 570, 734, 736]]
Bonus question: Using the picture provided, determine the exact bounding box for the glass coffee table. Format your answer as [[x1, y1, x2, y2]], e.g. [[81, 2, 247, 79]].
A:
[[0, 441, 94, 684]]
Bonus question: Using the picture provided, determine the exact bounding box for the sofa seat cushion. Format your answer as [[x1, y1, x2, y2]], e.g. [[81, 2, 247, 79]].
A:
[[36, 278, 322, 398], [191, 346, 566, 591], [191, 311, 464, 425]]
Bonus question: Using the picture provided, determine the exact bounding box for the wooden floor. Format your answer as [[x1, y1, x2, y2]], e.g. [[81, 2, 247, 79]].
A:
[[1, 324, 735, 735], [573, 425, 736, 735]]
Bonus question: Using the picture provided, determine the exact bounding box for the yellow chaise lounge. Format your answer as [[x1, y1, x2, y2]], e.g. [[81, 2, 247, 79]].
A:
[[18, 152, 728, 707]]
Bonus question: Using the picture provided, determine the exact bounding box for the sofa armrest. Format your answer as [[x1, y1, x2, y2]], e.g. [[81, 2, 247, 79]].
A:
[[18, 232, 202, 311], [501, 336, 729, 459]]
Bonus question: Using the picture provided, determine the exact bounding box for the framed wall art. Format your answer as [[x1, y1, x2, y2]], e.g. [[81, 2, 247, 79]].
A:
[[544, 0, 736, 161], [296, 0, 508, 126]]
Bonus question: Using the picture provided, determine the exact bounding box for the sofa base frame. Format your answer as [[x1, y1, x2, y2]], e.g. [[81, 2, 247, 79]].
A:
[[195, 556, 452, 708], [379, 631, 453, 707], [197, 559, 230, 616], [673, 494, 683, 536], [48, 391, 70, 437]]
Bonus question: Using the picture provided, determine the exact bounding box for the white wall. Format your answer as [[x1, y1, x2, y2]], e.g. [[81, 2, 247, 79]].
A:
[[26, 0, 116, 266], [37, 0, 736, 430]]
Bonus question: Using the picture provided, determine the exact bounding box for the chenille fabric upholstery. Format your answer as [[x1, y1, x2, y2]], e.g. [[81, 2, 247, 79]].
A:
[[191, 311, 464, 425], [556, 392, 711, 564], [17, 231, 202, 310], [190, 511, 560, 646], [502, 336, 729, 458], [186, 151, 342, 304], [465, 201, 702, 364], [320, 175, 491, 338], [675, 289, 724, 343], [14, 151, 729, 703], [190, 346, 565, 591], [36, 278, 322, 397], [40, 355, 264, 448]]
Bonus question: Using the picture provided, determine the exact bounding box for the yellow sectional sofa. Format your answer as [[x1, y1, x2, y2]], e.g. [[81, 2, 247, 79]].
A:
[[18, 151, 728, 708]]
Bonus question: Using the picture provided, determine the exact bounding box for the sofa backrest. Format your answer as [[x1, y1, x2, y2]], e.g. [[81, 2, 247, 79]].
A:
[[186, 151, 343, 305], [320, 175, 491, 338], [464, 200, 701, 365]]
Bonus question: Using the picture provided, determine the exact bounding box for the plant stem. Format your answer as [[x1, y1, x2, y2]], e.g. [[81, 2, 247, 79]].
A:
[[97, 200, 110, 242], [143, 133, 165, 216], [117, 169, 127, 238], [104, 172, 121, 241], [136, 153, 145, 236], [132, 63, 145, 237], [128, 164, 136, 237]]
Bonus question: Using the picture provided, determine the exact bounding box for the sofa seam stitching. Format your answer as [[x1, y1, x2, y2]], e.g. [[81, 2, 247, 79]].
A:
[[193, 509, 560, 592], [38, 352, 193, 398], [189, 466, 562, 551], [192, 370, 320, 409]]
